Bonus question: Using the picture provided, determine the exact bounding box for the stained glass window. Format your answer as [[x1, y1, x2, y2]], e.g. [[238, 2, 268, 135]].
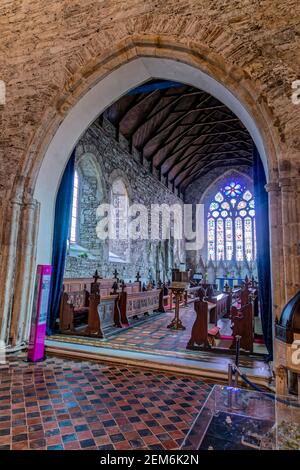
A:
[[243, 190, 252, 201], [224, 182, 242, 197], [237, 201, 247, 210], [235, 217, 243, 261], [70, 170, 79, 243], [225, 217, 233, 261], [109, 178, 130, 263], [206, 180, 256, 261], [221, 202, 230, 210], [216, 218, 224, 260], [210, 202, 219, 211], [244, 217, 253, 261], [215, 192, 224, 203], [208, 218, 215, 260]]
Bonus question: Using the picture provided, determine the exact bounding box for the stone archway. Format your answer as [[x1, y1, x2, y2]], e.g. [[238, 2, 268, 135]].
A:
[[1, 37, 284, 348]]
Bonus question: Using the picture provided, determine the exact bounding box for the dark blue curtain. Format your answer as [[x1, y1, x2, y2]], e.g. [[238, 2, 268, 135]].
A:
[[253, 145, 273, 360], [47, 150, 75, 334]]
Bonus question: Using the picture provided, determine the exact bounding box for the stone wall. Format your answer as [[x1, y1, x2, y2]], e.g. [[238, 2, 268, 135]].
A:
[[64, 117, 185, 283], [1, 0, 300, 201]]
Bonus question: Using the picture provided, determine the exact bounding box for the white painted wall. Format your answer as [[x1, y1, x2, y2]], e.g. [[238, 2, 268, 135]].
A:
[[34, 57, 268, 265]]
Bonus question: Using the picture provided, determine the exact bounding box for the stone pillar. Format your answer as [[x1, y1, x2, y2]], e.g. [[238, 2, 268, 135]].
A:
[[295, 177, 300, 295], [279, 177, 300, 301], [0, 194, 23, 344], [266, 181, 284, 319], [9, 197, 40, 347]]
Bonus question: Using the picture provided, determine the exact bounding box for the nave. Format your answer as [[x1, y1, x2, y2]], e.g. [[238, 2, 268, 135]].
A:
[[1, 3, 300, 454]]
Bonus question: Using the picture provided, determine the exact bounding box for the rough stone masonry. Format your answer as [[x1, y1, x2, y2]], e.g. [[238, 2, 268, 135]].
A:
[[65, 117, 185, 282]]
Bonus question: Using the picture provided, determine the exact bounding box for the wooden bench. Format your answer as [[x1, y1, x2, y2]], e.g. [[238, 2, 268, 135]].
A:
[[84, 288, 121, 338], [59, 288, 90, 333], [60, 273, 143, 334], [119, 288, 165, 325], [207, 292, 229, 323], [230, 301, 254, 353], [229, 285, 258, 310], [184, 286, 205, 306], [187, 299, 220, 349], [187, 297, 255, 353]]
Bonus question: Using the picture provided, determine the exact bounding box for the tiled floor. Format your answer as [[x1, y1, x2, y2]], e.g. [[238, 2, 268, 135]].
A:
[[0, 354, 212, 450], [100, 306, 265, 353], [50, 306, 269, 378]]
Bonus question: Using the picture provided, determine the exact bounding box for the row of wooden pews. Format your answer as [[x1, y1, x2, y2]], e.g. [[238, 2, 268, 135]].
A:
[[59, 271, 164, 337], [187, 277, 259, 354], [183, 283, 229, 322]]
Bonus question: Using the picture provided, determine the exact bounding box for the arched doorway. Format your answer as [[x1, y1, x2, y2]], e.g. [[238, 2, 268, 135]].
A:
[[3, 39, 282, 349], [34, 56, 272, 266]]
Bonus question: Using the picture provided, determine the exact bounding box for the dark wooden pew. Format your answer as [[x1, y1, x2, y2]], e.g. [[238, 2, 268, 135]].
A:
[[84, 288, 121, 338], [60, 270, 148, 333], [230, 301, 254, 353], [187, 299, 220, 349], [207, 292, 229, 323], [59, 288, 90, 333], [118, 287, 165, 325], [184, 286, 205, 306], [187, 297, 255, 353]]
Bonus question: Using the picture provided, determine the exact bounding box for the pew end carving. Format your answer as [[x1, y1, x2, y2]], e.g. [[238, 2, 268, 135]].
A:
[[230, 302, 254, 353], [187, 299, 220, 350]]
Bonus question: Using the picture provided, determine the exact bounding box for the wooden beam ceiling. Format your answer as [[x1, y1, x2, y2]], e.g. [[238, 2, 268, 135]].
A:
[[104, 81, 253, 192]]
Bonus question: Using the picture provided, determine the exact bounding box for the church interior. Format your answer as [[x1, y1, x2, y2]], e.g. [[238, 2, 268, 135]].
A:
[[0, 0, 300, 453]]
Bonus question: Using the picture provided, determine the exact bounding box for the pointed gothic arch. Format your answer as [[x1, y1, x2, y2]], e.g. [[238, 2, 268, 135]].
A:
[[2, 38, 284, 349]]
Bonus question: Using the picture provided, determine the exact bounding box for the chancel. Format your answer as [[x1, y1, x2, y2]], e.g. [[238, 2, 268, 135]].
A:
[[0, 0, 299, 454]]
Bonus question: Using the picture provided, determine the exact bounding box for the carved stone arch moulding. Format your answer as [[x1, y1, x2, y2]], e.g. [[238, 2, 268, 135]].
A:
[[18, 34, 282, 200], [1, 35, 287, 349]]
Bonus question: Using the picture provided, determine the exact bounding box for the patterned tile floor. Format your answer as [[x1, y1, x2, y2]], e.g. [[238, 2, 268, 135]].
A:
[[54, 306, 267, 354], [99, 306, 265, 354], [50, 306, 269, 378], [0, 354, 212, 450]]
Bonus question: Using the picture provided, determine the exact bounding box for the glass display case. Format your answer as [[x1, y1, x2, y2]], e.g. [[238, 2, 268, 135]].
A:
[[181, 385, 300, 450]]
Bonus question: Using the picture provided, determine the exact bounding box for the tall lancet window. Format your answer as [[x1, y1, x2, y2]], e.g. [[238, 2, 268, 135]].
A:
[[70, 170, 79, 244], [109, 178, 130, 263], [206, 180, 256, 262]]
